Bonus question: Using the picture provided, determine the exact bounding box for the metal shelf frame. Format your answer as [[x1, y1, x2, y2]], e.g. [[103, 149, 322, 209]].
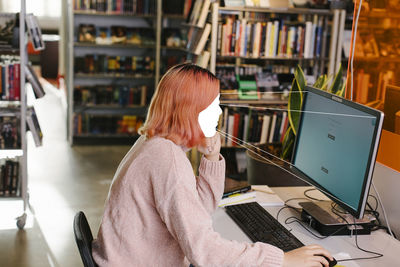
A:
[[66, 0, 166, 144], [0, 0, 29, 229]]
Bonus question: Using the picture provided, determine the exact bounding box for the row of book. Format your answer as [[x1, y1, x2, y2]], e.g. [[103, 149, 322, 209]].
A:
[[74, 84, 149, 106], [216, 65, 294, 99], [186, 0, 211, 28], [73, 0, 156, 15], [0, 13, 44, 51], [0, 117, 20, 149], [74, 55, 155, 74], [74, 114, 144, 135], [0, 13, 19, 49], [218, 15, 328, 59], [220, 107, 289, 147], [78, 24, 155, 46], [355, 30, 400, 58], [1, 56, 45, 100], [0, 109, 42, 149], [186, 23, 211, 55], [0, 159, 20, 197], [0, 58, 20, 101]]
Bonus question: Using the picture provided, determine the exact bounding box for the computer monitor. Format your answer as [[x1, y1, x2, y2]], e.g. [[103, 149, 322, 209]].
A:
[[291, 86, 384, 219]]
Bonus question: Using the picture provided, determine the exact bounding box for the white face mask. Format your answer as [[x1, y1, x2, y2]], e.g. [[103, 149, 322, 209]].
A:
[[198, 95, 223, 137]]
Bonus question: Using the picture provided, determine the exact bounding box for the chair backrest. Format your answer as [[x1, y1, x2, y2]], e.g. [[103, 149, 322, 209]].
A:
[[73, 211, 98, 267]]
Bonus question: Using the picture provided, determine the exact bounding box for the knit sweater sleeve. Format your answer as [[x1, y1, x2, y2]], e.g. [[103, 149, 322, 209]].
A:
[[196, 154, 226, 214], [153, 146, 284, 267]]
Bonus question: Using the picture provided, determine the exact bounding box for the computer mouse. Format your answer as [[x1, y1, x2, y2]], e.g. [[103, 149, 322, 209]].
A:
[[316, 254, 337, 267]]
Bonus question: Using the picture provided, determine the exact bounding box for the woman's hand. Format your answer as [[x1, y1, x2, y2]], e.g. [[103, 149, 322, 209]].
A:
[[283, 245, 334, 267], [197, 133, 221, 161]]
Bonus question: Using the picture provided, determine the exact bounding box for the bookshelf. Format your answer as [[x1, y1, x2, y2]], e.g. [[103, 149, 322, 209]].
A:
[[0, 0, 30, 229], [66, 0, 189, 144], [184, 1, 346, 147], [183, 2, 346, 149], [67, 0, 161, 145], [347, 1, 400, 108], [182, 1, 346, 178]]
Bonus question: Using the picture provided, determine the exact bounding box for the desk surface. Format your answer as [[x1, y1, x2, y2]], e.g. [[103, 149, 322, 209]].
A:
[[212, 186, 400, 266]]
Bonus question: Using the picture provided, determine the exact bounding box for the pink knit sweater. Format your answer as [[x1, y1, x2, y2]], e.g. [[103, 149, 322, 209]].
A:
[[92, 135, 284, 266]]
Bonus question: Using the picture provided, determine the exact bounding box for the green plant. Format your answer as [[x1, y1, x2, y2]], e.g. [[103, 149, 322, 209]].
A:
[[281, 64, 346, 161]]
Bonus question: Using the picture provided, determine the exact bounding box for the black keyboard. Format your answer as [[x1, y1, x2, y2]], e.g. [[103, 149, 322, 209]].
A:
[[225, 202, 304, 252]]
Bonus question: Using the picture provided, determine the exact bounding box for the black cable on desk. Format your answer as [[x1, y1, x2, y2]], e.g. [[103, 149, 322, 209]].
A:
[[329, 204, 384, 263]]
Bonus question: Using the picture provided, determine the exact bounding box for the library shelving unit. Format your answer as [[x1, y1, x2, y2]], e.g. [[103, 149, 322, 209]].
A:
[[66, 0, 191, 145], [204, 2, 346, 149], [183, 1, 346, 178], [347, 1, 400, 108], [67, 0, 161, 145], [0, 0, 29, 229], [208, 2, 346, 79]]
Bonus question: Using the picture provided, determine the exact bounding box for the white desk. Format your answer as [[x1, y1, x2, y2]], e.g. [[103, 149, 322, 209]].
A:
[[212, 186, 400, 266]]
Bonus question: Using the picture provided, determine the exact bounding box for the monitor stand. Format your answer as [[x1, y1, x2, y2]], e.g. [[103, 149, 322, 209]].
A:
[[299, 201, 375, 236]]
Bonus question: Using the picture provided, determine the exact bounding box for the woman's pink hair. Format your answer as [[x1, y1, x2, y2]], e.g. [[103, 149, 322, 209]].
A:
[[139, 63, 220, 147]]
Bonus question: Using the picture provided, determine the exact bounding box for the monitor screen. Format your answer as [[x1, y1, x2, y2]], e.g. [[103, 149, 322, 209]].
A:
[[292, 86, 384, 219]]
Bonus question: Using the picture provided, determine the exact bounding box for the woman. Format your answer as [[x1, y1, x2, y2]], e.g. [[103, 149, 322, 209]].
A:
[[92, 63, 333, 266]]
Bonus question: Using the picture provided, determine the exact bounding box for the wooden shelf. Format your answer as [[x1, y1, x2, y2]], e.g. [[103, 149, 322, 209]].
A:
[[163, 14, 185, 19], [73, 10, 156, 18], [221, 99, 287, 105], [74, 105, 148, 115], [73, 134, 140, 145], [181, 23, 203, 28], [74, 73, 154, 79], [0, 101, 20, 108], [0, 196, 23, 200], [218, 55, 328, 61], [161, 46, 187, 51], [218, 6, 333, 16], [361, 10, 400, 19], [354, 57, 400, 63], [74, 42, 156, 49], [0, 149, 23, 159], [0, 48, 19, 54]]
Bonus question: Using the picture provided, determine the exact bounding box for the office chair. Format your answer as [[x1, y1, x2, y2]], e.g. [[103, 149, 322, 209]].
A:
[[73, 211, 98, 267]]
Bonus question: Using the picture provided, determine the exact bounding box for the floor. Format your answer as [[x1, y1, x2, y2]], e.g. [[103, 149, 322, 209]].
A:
[[0, 79, 131, 267]]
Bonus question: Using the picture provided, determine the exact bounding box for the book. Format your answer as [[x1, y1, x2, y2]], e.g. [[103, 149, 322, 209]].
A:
[[0, 13, 18, 49], [0, 117, 20, 149], [259, 115, 271, 144], [96, 26, 112, 45], [25, 13, 45, 51], [223, 183, 251, 198], [25, 64, 45, 98], [193, 23, 211, 55], [195, 50, 211, 68], [111, 26, 127, 44], [197, 0, 211, 28], [27, 107, 43, 147], [218, 191, 257, 207], [252, 185, 284, 207], [268, 113, 277, 143]]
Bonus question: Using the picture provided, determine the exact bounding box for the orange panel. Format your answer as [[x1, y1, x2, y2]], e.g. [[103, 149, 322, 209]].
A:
[[377, 130, 400, 172]]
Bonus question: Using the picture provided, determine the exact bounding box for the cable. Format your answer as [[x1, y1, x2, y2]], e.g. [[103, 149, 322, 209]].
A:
[[350, 0, 362, 101], [303, 188, 326, 201], [276, 197, 306, 221], [284, 216, 348, 240], [336, 217, 383, 263], [328, 203, 384, 262]]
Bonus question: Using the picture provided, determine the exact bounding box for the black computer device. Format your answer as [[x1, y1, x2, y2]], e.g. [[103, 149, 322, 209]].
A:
[[226, 86, 384, 244], [291, 86, 384, 235]]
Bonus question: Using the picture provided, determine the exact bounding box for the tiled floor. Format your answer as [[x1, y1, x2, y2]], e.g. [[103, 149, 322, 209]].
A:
[[0, 80, 131, 267]]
